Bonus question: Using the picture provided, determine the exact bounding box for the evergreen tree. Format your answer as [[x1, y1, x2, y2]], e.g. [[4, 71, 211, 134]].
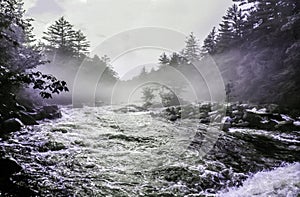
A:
[[182, 32, 201, 62], [202, 27, 217, 54], [158, 52, 169, 65], [216, 4, 245, 52], [42, 16, 75, 54], [72, 30, 90, 58], [169, 52, 182, 66]]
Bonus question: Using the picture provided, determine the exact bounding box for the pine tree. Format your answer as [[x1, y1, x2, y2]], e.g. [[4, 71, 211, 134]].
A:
[[182, 32, 201, 62], [72, 30, 90, 58], [216, 4, 245, 52], [202, 27, 217, 54], [169, 52, 181, 66], [158, 52, 169, 65], [42, 16, 75, 54]]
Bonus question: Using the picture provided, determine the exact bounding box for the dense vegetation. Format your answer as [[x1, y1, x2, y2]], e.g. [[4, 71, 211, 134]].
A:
[[0, 0, 68, 122]]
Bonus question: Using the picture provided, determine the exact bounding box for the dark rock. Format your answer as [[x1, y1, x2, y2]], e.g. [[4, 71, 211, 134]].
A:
[[51, 128, 68, 133], [243, 111, 263, 126], [15, 103, 27, 111], [39, 141, 66, 152], [199, 103, 211, 113], [32, 105, 62, 120], [169, 114, 178, 121], [42, 105, 59, 114], [17, 111, 38, 125], [1, 118, 24, 133], [0, 157, 22, 178], [200, 117, 210, 124], [235, 120, 250, 127]]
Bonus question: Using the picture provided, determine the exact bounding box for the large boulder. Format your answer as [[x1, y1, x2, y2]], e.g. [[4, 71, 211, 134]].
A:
[[1, 118, 24, 133], [31, 105, 62, 120], [0, 157, 22, 178], [16, 111, 38, 125]]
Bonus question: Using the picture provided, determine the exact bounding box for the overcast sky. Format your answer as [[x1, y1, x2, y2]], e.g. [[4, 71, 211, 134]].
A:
[[24, 0, 233, 79]]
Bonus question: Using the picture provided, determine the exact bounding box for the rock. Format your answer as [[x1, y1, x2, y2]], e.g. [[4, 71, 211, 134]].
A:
[[17, 111, 38, 125], [37, 105, 62, 120], [0, 157, 22, 178], [1, 118, 24, 133], [51, 128, 68, 133], [39, 141, 66, 152], [220, 116, 232, 131], [235, 120, 250, 127], [199, 103, 211, 113], [243, 111, 263, 126], [169, 114, 178, 121], [15, 103, 27, 111], [200, 117, 210, 124], [42, 105, 59, 114]]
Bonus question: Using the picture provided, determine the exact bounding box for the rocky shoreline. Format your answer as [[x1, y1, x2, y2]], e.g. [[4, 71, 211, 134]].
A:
[[0, 102, 62, 196], [160, 103, 300, 132]]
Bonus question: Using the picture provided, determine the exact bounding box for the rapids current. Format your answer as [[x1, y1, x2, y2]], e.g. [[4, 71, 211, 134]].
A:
[[0, 106, 299, 196]]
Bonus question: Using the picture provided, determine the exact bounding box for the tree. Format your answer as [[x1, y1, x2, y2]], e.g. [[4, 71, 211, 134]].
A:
[[202, 27, 218, 54], [72, 30, 90, 58], [141, 86, 155, 108], [169, 52, 182, 66], [216, 4, 245, 52], [42, 16, 75, 55], [182, 32, 201, 62], [158, 52, 169, 65], [0, 0, 68, 104]]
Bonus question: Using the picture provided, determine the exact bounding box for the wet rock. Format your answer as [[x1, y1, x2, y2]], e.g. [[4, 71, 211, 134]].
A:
[[17, 111, 38, 125], [51, 128, 68, 133], [199, 103, 211, 113], [0, 157, 22, 178], [1, 118, 24, 133], [234, 120, 250, 127], [200, 117, 210, 124], [221, 116, 232, 131], [42, 105, 62, 119], [39, 141, 66, 152], [31, 105, 62, 120], [169, 114, 178, 121]]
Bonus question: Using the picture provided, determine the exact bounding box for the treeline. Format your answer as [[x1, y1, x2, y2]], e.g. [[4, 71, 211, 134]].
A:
[[204, 0, 300, 107], [133, 0, 300, 108]]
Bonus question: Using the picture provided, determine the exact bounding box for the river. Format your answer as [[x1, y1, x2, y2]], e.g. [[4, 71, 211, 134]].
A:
[[1, 105, 299, 196]]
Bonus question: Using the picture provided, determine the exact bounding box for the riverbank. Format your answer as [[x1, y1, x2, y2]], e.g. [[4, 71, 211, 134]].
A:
[[0, 100, 63, 196]]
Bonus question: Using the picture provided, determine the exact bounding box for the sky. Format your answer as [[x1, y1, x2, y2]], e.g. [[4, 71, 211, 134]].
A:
[[24, 0, 233, 79]]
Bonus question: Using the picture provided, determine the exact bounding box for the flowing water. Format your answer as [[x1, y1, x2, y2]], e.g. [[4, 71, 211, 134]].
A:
[[1, 106, 299, 196]]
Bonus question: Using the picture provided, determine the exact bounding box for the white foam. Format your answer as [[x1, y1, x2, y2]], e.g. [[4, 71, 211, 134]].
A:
[[219, 163, 300, 197]]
